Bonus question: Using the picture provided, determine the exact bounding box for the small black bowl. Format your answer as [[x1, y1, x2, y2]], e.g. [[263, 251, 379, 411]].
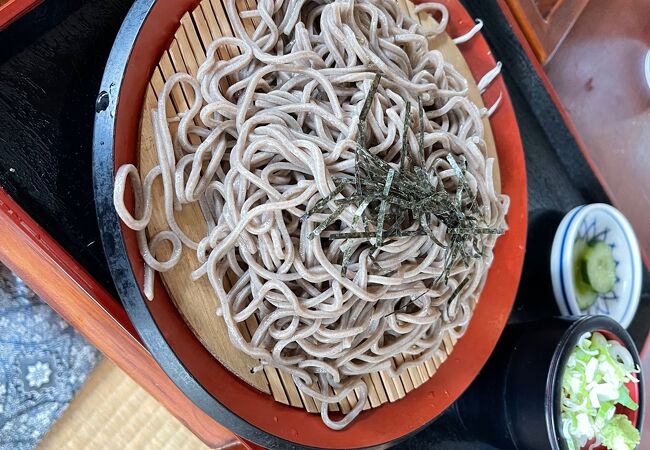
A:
[[456, 315, 644, 449]]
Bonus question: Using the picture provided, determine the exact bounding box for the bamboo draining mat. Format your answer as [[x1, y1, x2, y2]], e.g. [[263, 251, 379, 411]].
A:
[[137, 0, 499, 413]]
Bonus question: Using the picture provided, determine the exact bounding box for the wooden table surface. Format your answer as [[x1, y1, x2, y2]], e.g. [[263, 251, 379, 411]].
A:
[[0, 0, 647, 448], [0, 0, 44, 30], [545, 0, 650, 266]]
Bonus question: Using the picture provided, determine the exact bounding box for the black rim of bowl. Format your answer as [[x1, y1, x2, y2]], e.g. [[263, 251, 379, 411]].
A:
[[547, 315, 645, 450]]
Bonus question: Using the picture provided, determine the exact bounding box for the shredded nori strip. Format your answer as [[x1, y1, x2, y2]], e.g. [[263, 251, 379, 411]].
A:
[[417, 96, 425, 165], [399, 101, 411, 172], [302, 73, 502, 287], [448, 275, 470, 304], [385, 291, 427, 317], [375, 168, 395, 248]]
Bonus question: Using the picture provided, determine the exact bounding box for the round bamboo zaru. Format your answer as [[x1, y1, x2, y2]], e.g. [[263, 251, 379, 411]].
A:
[[136, 0, 500, 414]]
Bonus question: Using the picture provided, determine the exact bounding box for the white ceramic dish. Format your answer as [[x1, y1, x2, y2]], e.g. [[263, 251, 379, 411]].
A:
[[551, 204, 642, 328]]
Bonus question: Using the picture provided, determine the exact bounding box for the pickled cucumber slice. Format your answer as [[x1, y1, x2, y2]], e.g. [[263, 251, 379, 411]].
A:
[[582, 241, 616, 294], [573, 239, 598, 310], [575, 272, 598, 310]]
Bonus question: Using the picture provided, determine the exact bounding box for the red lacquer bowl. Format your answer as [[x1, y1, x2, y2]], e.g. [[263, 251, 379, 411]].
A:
[[92, 0, 528, 448]]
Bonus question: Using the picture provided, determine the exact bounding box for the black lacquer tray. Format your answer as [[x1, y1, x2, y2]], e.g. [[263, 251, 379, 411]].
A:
[[0, 0, 647, 448]]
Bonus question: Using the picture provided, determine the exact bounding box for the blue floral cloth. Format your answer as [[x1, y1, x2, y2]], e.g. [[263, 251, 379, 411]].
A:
[[0, 264, 100, 449]]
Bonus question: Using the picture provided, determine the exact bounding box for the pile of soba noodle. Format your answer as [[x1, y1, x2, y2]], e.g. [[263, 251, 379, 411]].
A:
[[114, 0, 508, 429]]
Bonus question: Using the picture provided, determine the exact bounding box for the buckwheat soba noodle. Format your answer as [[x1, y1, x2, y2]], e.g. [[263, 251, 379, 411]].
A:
[[114, 0, 508, 429]]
